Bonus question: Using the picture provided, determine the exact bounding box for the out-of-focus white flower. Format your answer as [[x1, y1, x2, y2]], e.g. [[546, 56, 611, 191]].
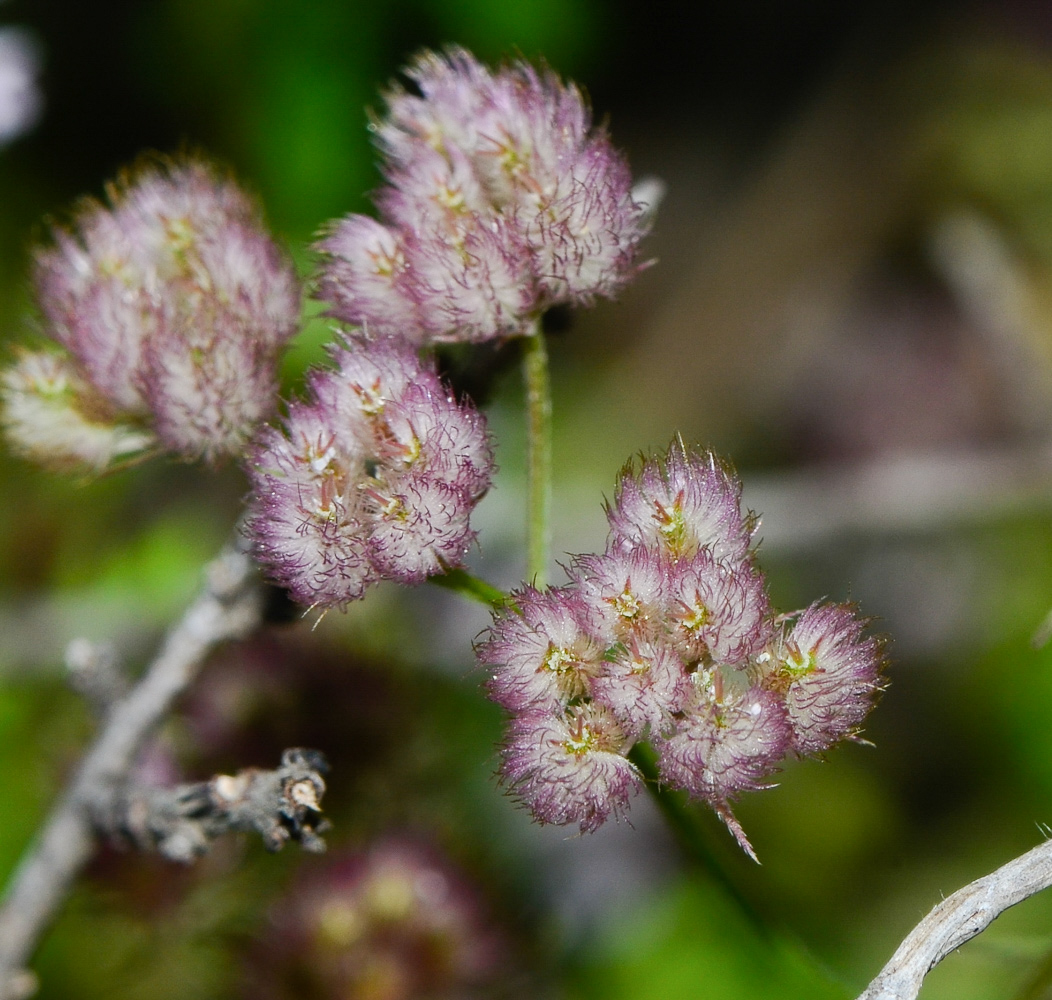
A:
[[0, 27, 42, 145]]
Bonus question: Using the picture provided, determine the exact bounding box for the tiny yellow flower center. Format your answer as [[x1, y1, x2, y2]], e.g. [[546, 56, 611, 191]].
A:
[[542, 645, 577, 674], [629, 653, 649, 675], [782, 640, 815, 676], [609, 587, 641, 621], [655, 496, 688, 554], [398, 433, 422, 467], [369, 491, 405, 520], [372, 248, 401, 278], [681, 597, 709, 633], [436, 183, 466, 213], [353, 379, 386, 417], [563, 723, 596, 756], [164, 216, 195, 256]]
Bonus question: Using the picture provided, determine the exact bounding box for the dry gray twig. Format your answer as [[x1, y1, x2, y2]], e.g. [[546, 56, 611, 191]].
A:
[[857, 838, 1052, 1000], [95, 747, 329, 862], [0, 536, 264, 1000]]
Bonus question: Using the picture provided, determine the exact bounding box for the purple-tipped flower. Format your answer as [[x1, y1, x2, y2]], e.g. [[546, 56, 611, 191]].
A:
[[774, 602, 886, 756], [571, 546, 668, 644], [479, 441, 885, 857], [657, 686, 791, 803], [657, 686, 791, 861], [247, 335, 493, 607], [3, 156, 301, 469], [316, 48, 651, 345], [607, 443, 756, 562], [590, 637, 691, 741], [501, 704, 640, 833], [665, 550, 771, 666], [314, 215, 416, 340], [479, 586, 603, 713]]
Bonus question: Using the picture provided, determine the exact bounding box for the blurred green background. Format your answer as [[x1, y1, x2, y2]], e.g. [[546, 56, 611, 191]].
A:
[[9, 0, 1052, 997]]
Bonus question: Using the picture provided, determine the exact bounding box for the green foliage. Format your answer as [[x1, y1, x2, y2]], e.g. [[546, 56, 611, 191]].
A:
[[569, 876, 848, 1000]]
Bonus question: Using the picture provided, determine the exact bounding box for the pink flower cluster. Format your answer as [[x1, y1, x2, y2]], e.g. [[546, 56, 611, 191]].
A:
[[247, 335, 493, 607], [478, 443, 885, 854], [1, 157, 300, 470], [315, 48, 650, 345]]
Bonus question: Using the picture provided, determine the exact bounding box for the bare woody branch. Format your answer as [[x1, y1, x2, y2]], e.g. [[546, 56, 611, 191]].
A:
[[94, 748, 329, 862], [857, 838, 1052, 1000], [0, 537, 264, 1000]]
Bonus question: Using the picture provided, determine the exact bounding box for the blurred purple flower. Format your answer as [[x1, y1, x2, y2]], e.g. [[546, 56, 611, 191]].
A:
[[2, 156, 301, 469], [1, 349, 154, 472], [248, 837, 509, 1000], [316, 48, 651, 345]]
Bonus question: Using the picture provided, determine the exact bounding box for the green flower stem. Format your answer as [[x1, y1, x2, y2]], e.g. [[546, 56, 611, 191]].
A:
[[522, 321, 552, 587], [627, 743, 768, 935], [430, 568, 509, 609]]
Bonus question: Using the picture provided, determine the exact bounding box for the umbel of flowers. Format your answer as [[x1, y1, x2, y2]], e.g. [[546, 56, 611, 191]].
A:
[[247, 334, 493, 608], [478, 442, 885, 856], [315, 48, 651, 345], [1, 156, 301, 471]]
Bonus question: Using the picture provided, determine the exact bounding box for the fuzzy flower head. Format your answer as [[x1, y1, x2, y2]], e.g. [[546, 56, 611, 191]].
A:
[[247, 334, 493, 608], [1, 349, 154, 473], [479, 442, 886, 856], [316, 48, 652, 345], [607, 442, 756, 562], [770, 602, 886, 756], [2, 156, 301, 470], [479, 586, 604, 714], [501, 704, 641, 833]]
